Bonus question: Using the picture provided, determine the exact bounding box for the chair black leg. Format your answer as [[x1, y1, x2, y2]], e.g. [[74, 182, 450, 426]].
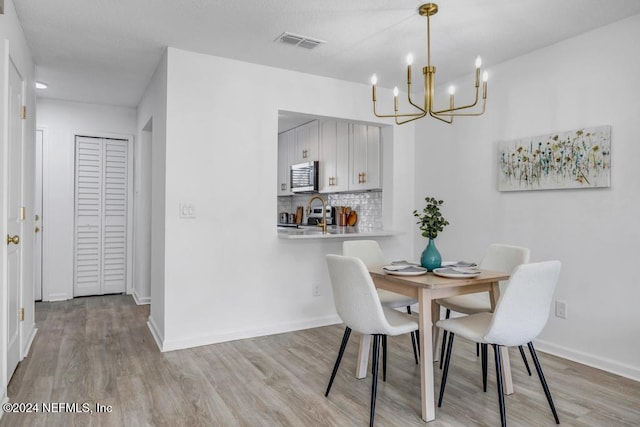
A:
[[370, 335, 382, 427], [438, 332, 455, 407], [325, 327, 352, 397], [382, 335, 387, 382], [476, 343, 480, 357], [407, 306, 419, 365], [527, 342, 560, 424], [410, 331, 419, 364], [481, 343, 488, 392], [439, 308, 451, 369], [493, 344, 507, 427], [519, 345, 532, 376]]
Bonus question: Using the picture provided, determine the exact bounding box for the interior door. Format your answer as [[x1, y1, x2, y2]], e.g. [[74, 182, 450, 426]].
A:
[[7, 59, 24, 380], [74, 136, 128, 297]]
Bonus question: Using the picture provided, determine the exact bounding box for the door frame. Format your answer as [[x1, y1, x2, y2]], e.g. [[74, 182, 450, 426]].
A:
[[34, 127, 47, 301], [44, 130, 134, 299], [76, 130, 134, 296]]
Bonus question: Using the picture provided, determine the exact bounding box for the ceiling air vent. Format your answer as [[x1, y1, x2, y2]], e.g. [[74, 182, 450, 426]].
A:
[[275, 32, 325, 50]]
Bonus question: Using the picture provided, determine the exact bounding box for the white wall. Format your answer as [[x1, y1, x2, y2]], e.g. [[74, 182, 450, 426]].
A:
[[36, 99, 137, 301], [148, 47, 416, 351], [0, 0, 36, 405], [414, 15, 640, 380]]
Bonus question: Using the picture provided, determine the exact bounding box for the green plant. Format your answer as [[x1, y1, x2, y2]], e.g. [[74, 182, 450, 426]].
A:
[[413, 197, 449, 239]]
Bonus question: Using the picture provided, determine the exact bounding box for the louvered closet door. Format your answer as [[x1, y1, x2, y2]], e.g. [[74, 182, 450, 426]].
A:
[[74, 136, 128, 296]]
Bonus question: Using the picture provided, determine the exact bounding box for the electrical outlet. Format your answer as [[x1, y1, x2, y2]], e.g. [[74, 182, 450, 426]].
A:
[[312, 283, 321, 297], [555, 300, 567, 319]]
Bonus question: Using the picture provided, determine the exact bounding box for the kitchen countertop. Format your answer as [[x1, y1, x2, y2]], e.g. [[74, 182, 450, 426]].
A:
[[277, 225, 398, 239]]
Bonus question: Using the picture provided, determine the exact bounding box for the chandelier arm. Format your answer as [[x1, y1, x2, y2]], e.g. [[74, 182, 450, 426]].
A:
[[434, 99, 486, 117], [428, 110, 453, 124], [433, 86, 479, 114], [395, 111, 429, 125], [373, 99, 425, 119], [407, 87, 427, 114], [374, 110, 426, 119]]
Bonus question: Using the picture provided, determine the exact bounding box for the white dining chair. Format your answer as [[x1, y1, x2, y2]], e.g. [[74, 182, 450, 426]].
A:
[[437, 261, 562, 426], [437, 244, 531, 373], [324, 254, 418, 427], [342, 240, 420, 364]]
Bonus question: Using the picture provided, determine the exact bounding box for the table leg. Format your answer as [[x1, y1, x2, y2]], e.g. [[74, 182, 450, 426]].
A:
[[355, 334, 371, 379], [432, 300, 441, 362], [500, 346, 514, 394], [418, 289, 435, 422]]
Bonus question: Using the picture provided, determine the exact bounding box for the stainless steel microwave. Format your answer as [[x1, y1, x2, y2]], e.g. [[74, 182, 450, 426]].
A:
[[290, 161, 319, 193]]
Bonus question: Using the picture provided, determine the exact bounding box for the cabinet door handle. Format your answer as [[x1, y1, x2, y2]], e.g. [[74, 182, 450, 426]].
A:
[[361, 172, 366, 183], [302, 149, 308, 158], [281, 183, 287, 191]]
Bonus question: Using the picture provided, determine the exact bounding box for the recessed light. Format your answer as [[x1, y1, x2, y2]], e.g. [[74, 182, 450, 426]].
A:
[[35, 81, 48, 89]]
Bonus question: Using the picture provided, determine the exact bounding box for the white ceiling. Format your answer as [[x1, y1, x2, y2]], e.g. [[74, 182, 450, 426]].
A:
[[14, 0, 640, 108]]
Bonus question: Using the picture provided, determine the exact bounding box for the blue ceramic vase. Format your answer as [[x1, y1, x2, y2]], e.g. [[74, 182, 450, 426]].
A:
[[421, 239, 442, 271]]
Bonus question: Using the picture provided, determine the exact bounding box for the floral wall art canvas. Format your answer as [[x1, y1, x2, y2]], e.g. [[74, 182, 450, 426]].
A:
[[498, 125, 611, 191]]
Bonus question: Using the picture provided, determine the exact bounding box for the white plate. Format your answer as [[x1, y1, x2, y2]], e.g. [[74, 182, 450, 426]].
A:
[[383, 265, 428, 276], [433, 267, 481, 278]]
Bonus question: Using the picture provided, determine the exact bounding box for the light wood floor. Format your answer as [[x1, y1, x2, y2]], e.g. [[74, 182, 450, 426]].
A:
[[1, 295, 639, 426]]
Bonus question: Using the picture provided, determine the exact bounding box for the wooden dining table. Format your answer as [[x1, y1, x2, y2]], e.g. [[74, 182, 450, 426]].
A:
[[356, 266, 512, 422]]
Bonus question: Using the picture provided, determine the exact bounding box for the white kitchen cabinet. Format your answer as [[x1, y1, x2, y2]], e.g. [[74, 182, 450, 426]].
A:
[[277, 129, 294, 196], [319, 120, 349, 193], [293, 120, 319, 163], [349, 124, 381, 191]]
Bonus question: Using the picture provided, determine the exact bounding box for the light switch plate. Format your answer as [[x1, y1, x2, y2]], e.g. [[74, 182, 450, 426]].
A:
[[179, 203, 196, 219]]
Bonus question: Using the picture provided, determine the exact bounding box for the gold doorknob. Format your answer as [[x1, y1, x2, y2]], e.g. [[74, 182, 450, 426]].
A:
[[35, 227, 40, 233], [6, 234, 20, 245]]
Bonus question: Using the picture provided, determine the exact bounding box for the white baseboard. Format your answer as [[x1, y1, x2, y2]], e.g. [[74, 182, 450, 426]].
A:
[[22, 326, 38, 358], [132, 290, 151, 305], [159, 314, 342, 353], [146, 316, 164, 351], [535, 338, 640, 382], [46, 292, 70, 302]]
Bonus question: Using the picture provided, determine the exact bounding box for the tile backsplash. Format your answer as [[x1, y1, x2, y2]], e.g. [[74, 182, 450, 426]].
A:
[[278, 190, 383, 229]]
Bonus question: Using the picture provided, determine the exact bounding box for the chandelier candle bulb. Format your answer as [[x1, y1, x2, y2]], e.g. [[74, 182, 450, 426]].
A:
[[475, 56, 482, 68], [371, 74, 377, 102], [482, 71, 489, 98], [448, 86, 455, 111], [407, 54, 414, 84], [406, 53, 414, 65], [393, 86, 399, 111]]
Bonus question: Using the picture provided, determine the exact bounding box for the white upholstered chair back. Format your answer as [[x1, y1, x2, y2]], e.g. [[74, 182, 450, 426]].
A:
[[342, 240, 386, 268], [484, 261, 561, 347], [326, 254, 393, 335], [480, 244, 531, 293]]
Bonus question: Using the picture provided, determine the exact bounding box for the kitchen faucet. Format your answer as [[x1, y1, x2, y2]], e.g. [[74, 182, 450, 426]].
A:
[[306, 195, 327, 234]]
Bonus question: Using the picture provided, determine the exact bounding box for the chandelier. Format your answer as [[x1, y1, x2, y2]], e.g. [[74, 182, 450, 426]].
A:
[[370, 3, 488, 125]]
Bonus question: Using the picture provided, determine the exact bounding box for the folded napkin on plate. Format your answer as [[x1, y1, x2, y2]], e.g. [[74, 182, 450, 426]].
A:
[[437, 267, 479, 275], [442, 261, 478, 268], [390, 260, 421, 266], [383, 265, 426, 272]]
